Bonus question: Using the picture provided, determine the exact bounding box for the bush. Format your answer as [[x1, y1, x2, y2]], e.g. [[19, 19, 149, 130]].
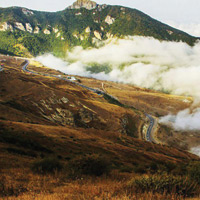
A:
[[67, 154, 111, 178], [31, 157, 62, 174], [188, 162, 200, 184], [127, 174, 198, 197]]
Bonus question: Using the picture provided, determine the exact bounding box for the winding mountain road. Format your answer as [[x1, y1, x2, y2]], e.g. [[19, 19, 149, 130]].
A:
[[22, 60, 157, 143]]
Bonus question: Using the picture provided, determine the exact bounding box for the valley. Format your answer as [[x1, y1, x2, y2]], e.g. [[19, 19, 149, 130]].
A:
[[1, 0, 200, 199]]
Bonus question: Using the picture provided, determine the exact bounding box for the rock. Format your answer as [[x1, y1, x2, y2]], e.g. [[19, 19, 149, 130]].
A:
[[167, 30, 173, 35], [34, 26, 40, 34], [56, 32, 61, 37], [94, 31, 102, 40], [85, 26, 91, 33], [97, 4, 107, 11], [68, 0, 97, 10], [105, 15, 115, 25], [73, 33, 79, 39], [75, 12, 82, 16], [0, 22, 13, 32], [106, 32, 114, 39], [80, 35, 84, 40], [79, 108, 94, 123], [43, 29, 51, 34], [26, 23, 33, 33], [51, 108, 74, 126], [53, 28, 59, 33], [22, 8, 34, 16], [15, 22, 26, 31]]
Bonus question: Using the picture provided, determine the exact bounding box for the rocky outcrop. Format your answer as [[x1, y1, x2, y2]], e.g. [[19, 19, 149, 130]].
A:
[[56, 32, 61, 37], [22, 8, 34, 16], [97, 4, 107, 11], [51, 108, 74, 126], [34, 26, 40, 34], [68, 0, 97, 10], [0, 22, 13, 32], [53, 28, 59, 33], [43, 29, 51, 34], [26, 23, 33, 33], [15, 22, 26, 31], [94, 31, 102, 40], [105, 15, 115, 25], [106, 32, 114, 39], [75, 12, 82, 16], [85, 26, 91, 33]]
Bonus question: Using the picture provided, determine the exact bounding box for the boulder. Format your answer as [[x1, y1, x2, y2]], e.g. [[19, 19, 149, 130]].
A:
[[105, 15, 115, 25], [15, 22, 25, 31], [0, 22, 13, 32], [94, 31, 102, 40], [26, 23, 33, 33], [68, 0, 97, 10]]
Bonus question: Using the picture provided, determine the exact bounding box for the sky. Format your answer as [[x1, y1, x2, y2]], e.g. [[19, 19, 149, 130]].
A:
[[0, 0, 200, 24]]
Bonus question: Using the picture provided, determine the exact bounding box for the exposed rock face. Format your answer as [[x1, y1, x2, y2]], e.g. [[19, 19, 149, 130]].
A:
[[22, 8, 34, 16], [100, 26, 104, 31], [75, 12, 82, 16], [97, 4, 107, 11], [105, 15, 115, 25], [0, 22, 13, 32], [51, 108, 74, 126], [56, 32, 61, 37], [53, 28, 59, 33], [167, 30, 173, 35], [34, 26, 40, 34], [15, 22, 25, 31], [68, 0, 97, 10], [94, 31, 102, 40], [85, 26, 91, 33], [80, 35, 84, 40], [26, 23, 33, 33], [106, 32, 114, 39], [43, 29, 51, 34]]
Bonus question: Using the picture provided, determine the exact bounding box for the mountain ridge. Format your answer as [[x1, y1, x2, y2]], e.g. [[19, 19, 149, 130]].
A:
[[0, 0, 198, 57]]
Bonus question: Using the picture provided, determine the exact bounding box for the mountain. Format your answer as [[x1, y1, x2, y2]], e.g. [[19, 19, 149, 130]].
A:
[[0, 0, 198, 57]]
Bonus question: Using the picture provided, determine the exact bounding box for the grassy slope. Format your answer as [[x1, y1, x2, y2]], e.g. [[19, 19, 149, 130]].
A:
[[0, 55, 200, 199]]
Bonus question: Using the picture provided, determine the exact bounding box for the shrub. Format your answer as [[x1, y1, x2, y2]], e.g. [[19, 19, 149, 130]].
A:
[[67, 154, 111, 178], [188, 162, 200, 184], [0, 176, 27, 197], [127, 174, 198, 197], [31, 157, 62, 174]]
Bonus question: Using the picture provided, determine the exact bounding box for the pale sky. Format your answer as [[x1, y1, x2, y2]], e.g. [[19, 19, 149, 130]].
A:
[[0, 0, 200, 24]]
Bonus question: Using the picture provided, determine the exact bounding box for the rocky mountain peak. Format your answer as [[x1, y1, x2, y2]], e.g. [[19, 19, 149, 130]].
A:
[[68, 0, 97, 10]]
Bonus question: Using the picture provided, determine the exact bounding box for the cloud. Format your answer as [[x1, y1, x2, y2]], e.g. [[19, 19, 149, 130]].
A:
[[36, 36, 200, 131], [165, 20, 200, 37], [160, 108, 200, 131], [191, 146, 200, 157]]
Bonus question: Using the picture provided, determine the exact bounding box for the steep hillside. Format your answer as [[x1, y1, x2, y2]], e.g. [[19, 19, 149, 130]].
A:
[[1, 55, 200, 199], [0, 0, 198, 57]]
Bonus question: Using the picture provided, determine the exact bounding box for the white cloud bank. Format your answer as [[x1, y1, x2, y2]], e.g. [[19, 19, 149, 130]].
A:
[[36, 36, 200, 132]]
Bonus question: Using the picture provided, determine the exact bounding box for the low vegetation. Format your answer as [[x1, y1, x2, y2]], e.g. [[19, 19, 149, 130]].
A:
[[67, 154, 111, 178], [31, 157, 63, 174]]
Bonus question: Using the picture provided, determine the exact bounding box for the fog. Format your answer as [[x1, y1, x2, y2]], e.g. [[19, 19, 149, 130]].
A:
[[36, 36, 200, 133]]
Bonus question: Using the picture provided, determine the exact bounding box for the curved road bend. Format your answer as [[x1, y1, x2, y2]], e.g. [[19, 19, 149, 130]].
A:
[[22, 60, 157, 143], [145, 114, 157, 143]]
